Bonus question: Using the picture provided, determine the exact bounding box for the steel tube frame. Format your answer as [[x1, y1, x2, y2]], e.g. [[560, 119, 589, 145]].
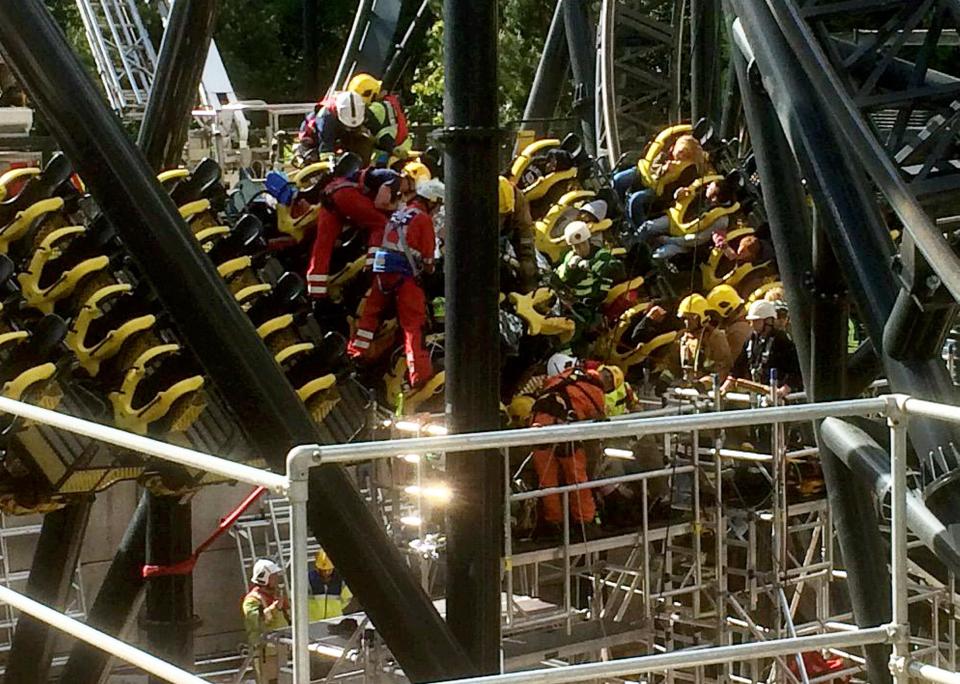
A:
[[523, 1, 569, 138], [563, 0, 597, 156]]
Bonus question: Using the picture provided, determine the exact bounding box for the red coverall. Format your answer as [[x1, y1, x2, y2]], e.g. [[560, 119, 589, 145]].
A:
[[347, 199, 435, 387], [531, 369, 607, 525], [306, 171, 393, 298]]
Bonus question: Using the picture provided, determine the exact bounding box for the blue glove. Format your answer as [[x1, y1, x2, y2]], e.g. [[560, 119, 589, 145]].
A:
[[265, 171, 295, 206]]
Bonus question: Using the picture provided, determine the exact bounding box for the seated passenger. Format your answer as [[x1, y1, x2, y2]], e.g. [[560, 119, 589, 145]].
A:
[[619, 134, 709, 225], [553, 221, 624, 337], [633, 176, 739, 261]]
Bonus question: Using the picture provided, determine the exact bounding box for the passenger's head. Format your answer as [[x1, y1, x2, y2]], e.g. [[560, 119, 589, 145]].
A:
[[736, 235, 760, 263], [670, 135, 705, 165], [366, 169, 402, 211], [706, 177, 737, 205]]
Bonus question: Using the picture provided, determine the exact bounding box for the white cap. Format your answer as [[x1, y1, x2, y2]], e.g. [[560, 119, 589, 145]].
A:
[[251, 558, 282, 585], [335, 91, 365, 129], [563, 220, 592, 246], [746, 299, 777, 321], [416, 178, 445, 203], [580, 199, 608, 222], [547, 352, 577, 377]]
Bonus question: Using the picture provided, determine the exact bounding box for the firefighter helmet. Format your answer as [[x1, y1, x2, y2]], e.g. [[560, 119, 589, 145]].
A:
[[563, 220, 592, 246], [347, 73, 382, 103], [706, 284, 744, 316], [403, 161, 431, 185], [499, 176, 516, 215], [335, 91, 365, 129], [547, 352, 577, 377], [677, 293, 709, 323], [251, 558, 282, 585], [416, 178, 445, 203], [314, 549, 334, 572], [600, 364, 624, 389]]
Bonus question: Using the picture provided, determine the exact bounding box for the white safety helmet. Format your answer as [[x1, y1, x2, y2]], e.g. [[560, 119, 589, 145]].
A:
[[563, 220, 592, 246], [335, 91, 366, 129], [746, 299, 778, 321], [547, 352, 577, 377], [416, 178, 445, 204], [251, 558, 282, 585], [580, 199, 608, 222]]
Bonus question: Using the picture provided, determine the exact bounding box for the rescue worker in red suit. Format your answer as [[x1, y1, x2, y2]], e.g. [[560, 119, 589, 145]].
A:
[[306, 167, 401, 298], [347, 179, 444, 388], [296, 91, 372, 165], [529, 353, 607, 533]]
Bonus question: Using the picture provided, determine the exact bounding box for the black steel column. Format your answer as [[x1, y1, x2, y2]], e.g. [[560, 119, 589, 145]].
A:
[[522, 1, 569, 137], [138, 0, 218, 170], [6, 503, 92, 683], [303, 0, 319, 98], [562, 0, 597, 156], [443, 0, 502, 673], [729, 25, 893, 682], [144, 496, 193, 680], [0, 3, 469, 680], [61, 494, 148, 684], [690, 0, 721, 123]]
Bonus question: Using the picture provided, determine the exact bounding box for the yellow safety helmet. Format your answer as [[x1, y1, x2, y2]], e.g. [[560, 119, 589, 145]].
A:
[[706, 284, 744, 316], [508, 394, 535, 424], [499, 176, 516, 215], [600, 364, 624, 390], [677, 293, 709, 323], [315, 549, 334, 572], [347, 73, 382, 103], [403, 161, 431, 185]]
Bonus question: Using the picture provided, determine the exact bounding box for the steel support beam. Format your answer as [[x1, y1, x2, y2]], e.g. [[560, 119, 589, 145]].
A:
[[691, 0, 721, 123], [61, 494, 148, 684], [143, 496, 193, 681], [563, 0, 597, 156], [137, 0, 218, 171], [522, 1, 569, 137], [0, 3, 468, 680], [5, 502, 92, 683], [303, 0, 319, 98], [729, 18, 892, 681], [382, 0, 435, 91], [442, 0, 502, 673]]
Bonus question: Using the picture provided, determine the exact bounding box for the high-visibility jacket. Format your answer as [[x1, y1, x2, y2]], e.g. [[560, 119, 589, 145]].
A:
[[307, 568, 352, 621], [367, 94, 410, 155], [242, 586, 289, 647]]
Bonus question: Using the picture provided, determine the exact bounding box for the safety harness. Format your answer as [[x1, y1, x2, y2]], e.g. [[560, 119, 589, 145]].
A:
[[373, 206, 425, 278]]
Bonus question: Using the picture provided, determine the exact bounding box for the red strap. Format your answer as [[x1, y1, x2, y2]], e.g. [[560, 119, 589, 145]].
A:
[[142, 486, 267, 578], [384, 94, 408, 145]]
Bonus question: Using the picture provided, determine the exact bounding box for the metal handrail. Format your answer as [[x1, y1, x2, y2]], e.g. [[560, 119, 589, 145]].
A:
[[2, 392, 960, 683]]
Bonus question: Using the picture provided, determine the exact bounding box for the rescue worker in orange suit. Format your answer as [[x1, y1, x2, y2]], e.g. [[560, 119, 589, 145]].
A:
[[529, 353, 607, 536], [347, 179, 444, 388], [306, 167, 401, 299]]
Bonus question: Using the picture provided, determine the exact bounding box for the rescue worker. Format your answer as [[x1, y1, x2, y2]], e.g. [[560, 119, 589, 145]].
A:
[[599, 364, 636, 416], [554, 221, 623, 336], [677, 293, 732, 384], [306, 166, 401, 299], [707, 285, 752, 357], [721, 299, 802, 398], [242, 559, 289, 684], [347, 73, 413, 166], [529, 356, 607, 535], [297, 91, 371, 164], [400, 160, 432, 202], [499, 176, 538, 294], [347, 178, 444, 388], [308, 549, 353, 621]]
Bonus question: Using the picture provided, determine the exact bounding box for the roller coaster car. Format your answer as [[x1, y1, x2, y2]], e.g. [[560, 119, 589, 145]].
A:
[[0, 315, 67, 403], [292, 159, 335, 190], [207, 214, 267, 266], [507, 288, 575, 343], [636, 124, 694, 190], [246, 272, 308, 325], [382, 354, 445, 414], [66, 282, 157, 376], [0, 155, 74, 226], [0, 166, 40, 202], [509, 137, 580, 202], [109, 343, 205, 435], [17, 222, 112, 315], [534, 190, 614, 263], [169, 158, 225, 210], [276, 332, 347, 404], [667, 175, 741, 237], [699, 226, 771, 290]]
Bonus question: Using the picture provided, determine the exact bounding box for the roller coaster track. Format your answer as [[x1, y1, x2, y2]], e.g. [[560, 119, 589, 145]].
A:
[[597, 0, 684, 166]]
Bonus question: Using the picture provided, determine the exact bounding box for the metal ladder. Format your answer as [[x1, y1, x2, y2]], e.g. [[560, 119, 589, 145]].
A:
[[74, 0, 158, 115]]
